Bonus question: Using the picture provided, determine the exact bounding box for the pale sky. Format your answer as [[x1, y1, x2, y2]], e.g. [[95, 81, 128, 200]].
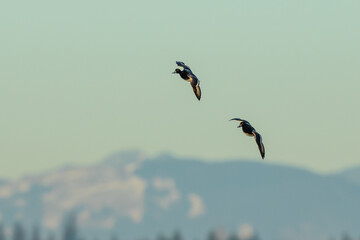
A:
[[1, 0, 360, 178]]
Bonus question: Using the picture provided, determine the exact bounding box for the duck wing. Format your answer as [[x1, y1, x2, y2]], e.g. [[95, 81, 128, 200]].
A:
[[253, 130, 265, 159], [191, 79, 201, 101], [176, 61, 193, 72], [229, 118, 249, 123]]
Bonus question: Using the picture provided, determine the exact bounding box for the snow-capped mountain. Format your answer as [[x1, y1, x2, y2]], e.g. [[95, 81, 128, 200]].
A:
[[0, 151, 360, 240]]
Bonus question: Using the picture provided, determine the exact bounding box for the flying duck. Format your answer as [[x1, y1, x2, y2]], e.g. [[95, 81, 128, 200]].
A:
[[172, 61, 201, 100], [230, 118, 265, 159]]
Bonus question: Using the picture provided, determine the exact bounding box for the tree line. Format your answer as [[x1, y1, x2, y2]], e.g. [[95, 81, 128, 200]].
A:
[[0, 215, 358, 240]]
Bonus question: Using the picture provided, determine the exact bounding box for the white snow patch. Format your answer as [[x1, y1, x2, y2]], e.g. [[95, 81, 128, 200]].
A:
[[41, 165, 147, 229], [152, 177, 180, 209], [188, 193, 206, 218], [0, 186, 12, 198], [18, 182, 30, 192]]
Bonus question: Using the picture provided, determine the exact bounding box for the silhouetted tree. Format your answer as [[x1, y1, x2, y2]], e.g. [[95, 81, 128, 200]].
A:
[[46, 233, 55, 240], [207, 231, 219, 240], [250, 233, 260, 240], [341, 233, 352, 240], [0, 224, 6, 240], [31, 226, 40, 240], [156, 233, 168, 240], [172, 230, 183, 240], [110, 233, 119, 240], [135, 238, 148, 240], [227, 234, 239, 240], [62, 213, 77, 240], [12, 223, 25, 240]]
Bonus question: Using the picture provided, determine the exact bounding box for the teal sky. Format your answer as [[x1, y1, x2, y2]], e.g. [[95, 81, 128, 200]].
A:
[[1, 0, 360, 178]]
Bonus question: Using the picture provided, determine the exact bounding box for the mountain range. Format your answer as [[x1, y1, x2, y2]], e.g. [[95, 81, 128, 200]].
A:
[[0, 150, 359, 240]]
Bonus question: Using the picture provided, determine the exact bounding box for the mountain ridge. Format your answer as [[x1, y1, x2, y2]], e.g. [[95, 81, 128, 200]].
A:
[[0, 151, 359, 240]]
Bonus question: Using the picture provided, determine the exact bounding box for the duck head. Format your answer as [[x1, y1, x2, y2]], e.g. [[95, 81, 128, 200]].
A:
[[172, 68, 181, 74]]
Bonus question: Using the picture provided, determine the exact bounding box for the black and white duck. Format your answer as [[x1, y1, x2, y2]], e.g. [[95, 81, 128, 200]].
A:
[[230, 118, 265, 159], [172, 61, 201, 101]]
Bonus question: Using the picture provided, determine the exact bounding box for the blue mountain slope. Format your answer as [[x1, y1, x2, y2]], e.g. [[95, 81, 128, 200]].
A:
[[336, 166, 360, 186], [0, 152, 359, 240], [136, 157, 360, 240]]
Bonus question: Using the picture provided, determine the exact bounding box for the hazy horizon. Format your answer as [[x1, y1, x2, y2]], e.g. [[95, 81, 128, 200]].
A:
[[0, 149, 358, 181]]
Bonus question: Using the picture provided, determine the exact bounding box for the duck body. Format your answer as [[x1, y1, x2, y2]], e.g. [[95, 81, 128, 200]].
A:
[[173, 61, 201, 100], [175, 69, 192, 81], [241, 122, 256, 136], [230, 118, 265, 159]]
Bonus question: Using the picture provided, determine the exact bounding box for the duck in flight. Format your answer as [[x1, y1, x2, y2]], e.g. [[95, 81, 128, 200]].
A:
[[172, 61, 201, 101], [230, 118, 265, 159]]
